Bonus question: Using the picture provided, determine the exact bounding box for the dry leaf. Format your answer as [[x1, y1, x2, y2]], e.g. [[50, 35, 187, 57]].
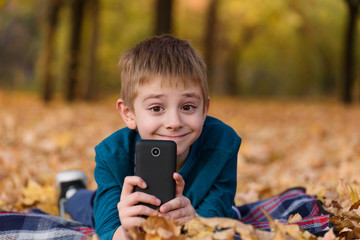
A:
[[288, 213, 303, 224], [129, 214, 184, 240], [183, 217, 215, 238], [319, 228, 336, 240], [3, 93, 360, 239]]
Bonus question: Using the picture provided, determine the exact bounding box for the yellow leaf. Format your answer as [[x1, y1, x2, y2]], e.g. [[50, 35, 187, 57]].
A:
[[213, 228, 235, 240], [21, 180, 42, 206], [52, 132, 74, 149], [349, 185, 360, 204], [319, 228, 336, 240], [183, 217, 215, 238], [141, 214, 184, 239], [21, 180, 58, 215], [287, 213, 302, 224]]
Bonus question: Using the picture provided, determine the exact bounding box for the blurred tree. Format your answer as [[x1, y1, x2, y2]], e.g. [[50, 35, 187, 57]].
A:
[[41, 0, 63, 102], [155, 0, 173, 34], [342, 0, 360, 104], [203, 0, 219, 94], [224, 24, 259, 96], [0, 1, 41, 90], [289, 0, 337, 96], [210, 0, 261, 96], [85, 0, 100, 101], [2, 0, 354, 100], [66, 0, 85, 102]]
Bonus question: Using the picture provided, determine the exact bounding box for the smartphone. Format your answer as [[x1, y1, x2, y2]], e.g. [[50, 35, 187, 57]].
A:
[[134, 139, 177, 210]]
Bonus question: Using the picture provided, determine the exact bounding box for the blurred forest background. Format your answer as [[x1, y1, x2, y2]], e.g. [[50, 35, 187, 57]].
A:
[[2, 3, 360, 237], [0, 0, 359, 104]]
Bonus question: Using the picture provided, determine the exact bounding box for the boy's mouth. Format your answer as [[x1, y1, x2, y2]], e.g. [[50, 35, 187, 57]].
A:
[[156, 133, 189, 141]]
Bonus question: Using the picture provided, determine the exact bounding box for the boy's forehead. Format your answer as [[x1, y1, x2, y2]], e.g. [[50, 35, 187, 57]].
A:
[[135, 80, 203, 100], [139, 82, 202, 95], [139, 76, 202, 91]]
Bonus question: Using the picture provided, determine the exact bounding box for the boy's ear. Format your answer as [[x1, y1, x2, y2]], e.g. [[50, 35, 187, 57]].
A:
[[116, 99, 137, 130]]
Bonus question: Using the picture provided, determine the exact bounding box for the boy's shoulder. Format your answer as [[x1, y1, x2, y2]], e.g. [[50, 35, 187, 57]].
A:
[[203, 116, 239, 136], [95, 127, 139, 157], [200, 116, 241, 149]]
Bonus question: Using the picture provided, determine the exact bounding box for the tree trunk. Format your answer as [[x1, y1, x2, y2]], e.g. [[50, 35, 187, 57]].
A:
[[85, 0, 99, 101], [342, 0, 360, 104], [41, 0, 63, 103], [66, 0, 85, 102], [154, 0, 173, 35], [224, 26, 257, 96], [203, 0, 219, 94]]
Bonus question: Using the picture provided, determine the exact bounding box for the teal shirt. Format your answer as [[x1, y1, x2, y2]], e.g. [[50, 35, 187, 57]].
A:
[[94, 116, 241, 239]]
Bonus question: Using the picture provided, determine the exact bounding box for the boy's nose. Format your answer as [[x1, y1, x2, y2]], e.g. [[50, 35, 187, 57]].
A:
[[165, 111, 183, 130]]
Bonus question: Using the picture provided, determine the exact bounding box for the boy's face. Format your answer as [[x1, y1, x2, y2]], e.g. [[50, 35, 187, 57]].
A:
[[118, 77, 209, 162]]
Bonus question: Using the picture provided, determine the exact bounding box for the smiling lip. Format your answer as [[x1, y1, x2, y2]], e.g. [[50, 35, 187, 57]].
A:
[[157, 134, 189, 140]]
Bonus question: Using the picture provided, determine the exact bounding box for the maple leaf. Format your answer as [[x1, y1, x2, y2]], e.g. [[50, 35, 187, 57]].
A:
[[183, 217, 215, 239], [21, 179, 58, 215], [318, 228, 336, 240], [3, 93, 360, 240], [129, 214, 184, 240], [287, 213, 303, 224], [262, 209, 317, 240], [193, 216, 273, 240], [348, 185, 360, 204]]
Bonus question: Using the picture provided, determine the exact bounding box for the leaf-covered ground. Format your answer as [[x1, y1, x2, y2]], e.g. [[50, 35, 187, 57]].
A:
[[1, 92, 360, 239]]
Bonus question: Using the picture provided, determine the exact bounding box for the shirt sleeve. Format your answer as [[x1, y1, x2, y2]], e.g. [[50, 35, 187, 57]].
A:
[[93, 147, 125, 240]]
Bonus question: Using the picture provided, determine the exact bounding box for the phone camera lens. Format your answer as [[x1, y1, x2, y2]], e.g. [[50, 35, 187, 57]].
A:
[[151, 147, 160, 157]]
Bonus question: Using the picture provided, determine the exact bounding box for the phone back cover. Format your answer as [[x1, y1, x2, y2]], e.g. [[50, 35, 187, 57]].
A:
[[135, 140, 176, 209]]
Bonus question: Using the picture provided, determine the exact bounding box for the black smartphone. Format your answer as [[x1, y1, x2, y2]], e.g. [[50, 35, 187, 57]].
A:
[[134, 139, 177, 210]]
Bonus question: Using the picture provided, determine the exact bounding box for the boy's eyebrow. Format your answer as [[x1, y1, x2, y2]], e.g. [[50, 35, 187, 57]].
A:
[[182, 92, 201, 99], [143, 94, 165, 101], [143, 92, 201, 101]]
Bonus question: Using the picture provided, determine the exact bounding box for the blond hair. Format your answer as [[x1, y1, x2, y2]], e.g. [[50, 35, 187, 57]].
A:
[[118, 34, 208, 111]]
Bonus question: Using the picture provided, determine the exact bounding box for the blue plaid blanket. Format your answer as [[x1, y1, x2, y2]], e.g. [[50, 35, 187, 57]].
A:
[[233, 187, 332, 236], [0, 209, 95, 240], [0, 188, 331, 239]]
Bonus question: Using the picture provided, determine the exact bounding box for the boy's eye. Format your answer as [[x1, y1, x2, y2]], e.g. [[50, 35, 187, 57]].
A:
[[181, 105, 195, 111], [150, 106, 163, 112]]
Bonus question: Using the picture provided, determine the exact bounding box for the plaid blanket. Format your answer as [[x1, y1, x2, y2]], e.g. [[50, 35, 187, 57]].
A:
[[0, 188, 331, 239], [0, 209, 95, 240], [233, 187, 332, 236]]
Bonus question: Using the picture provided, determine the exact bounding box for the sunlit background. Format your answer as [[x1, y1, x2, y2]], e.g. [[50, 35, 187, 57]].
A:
[[0, 0, 359, 103], [1, 1, 360, 230]]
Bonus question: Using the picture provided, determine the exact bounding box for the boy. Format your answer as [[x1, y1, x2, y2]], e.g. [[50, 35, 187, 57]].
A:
[[58, 34, 241, 240]]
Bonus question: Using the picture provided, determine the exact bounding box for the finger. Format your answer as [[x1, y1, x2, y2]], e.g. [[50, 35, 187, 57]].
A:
[[159, 195, 188, 213], [121, 191, 161, 208], [159, 204, 195, 220], [121, 176, 147, 200], [121, 204, 158, 219], [173, 173, 185, 197], [159, 207, 185, 219]]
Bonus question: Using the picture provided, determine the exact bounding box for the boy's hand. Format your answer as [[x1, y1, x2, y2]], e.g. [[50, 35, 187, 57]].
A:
[[117, 176, 161, 233], [158, 173, 196, 225]]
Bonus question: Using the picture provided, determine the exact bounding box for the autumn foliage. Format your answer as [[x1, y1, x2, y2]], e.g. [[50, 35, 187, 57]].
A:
[[1, 92, 360, 239]]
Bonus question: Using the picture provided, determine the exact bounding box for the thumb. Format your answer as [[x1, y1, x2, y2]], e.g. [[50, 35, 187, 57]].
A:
[[173, 172, 185, 197]]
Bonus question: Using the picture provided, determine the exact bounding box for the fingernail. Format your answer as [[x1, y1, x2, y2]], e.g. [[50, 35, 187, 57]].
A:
[[156, 199, 161, 205], [142, 182, 147, 188]]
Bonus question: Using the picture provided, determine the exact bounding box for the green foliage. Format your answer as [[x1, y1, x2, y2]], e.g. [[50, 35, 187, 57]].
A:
[[215, 0, 348, 97], [96, 0, 153, 92], [0, 0, 359, 99]]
